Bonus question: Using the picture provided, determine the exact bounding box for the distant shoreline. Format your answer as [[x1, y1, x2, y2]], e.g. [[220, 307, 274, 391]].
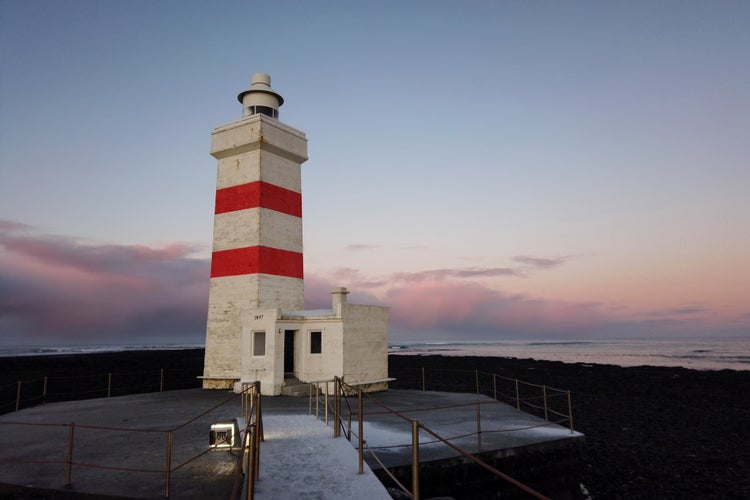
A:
[[3, 343, 749, 371], [0, 344, 206, 358], [8, 336, 748, 371]]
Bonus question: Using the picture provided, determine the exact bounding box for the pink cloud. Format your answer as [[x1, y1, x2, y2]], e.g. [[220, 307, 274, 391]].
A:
[[308, 266, 747, 340], [392, 267, 522, 282], [512, 255, 570, 269], [383, 280, 614, 337], [0, 221, 209, 344], [304, 268, 618, 339], [343, 243, 383, 252], [3, 220, 744, 346], [304, 272, 385, 310]]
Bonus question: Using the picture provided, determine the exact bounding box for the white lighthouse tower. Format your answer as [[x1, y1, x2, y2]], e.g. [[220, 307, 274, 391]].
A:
[[202, 74, 308, 389], [202, 74, 389, 395]]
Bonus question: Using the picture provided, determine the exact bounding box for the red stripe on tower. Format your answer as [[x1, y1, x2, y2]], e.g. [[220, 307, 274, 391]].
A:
[[215, 181, 301, 217], [210, 246, 303, 279]]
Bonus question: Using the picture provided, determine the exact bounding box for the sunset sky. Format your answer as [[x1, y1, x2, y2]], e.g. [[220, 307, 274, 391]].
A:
[[1, 1, 748, 346]]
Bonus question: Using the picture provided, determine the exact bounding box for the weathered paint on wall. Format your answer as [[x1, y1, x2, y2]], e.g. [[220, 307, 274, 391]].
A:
[[341, 304, 390, 387], [203, 110, 307, 389]]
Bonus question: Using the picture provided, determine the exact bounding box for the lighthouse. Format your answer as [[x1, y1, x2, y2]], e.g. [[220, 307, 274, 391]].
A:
[[202, 74, 308, 389], [202, 74, 389, 395]]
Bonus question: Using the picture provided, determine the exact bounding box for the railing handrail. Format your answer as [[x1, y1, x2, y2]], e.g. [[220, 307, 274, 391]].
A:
[[1, 382, 259, 499], [325, 370, 573, 499], [3, 366, 203, 416]]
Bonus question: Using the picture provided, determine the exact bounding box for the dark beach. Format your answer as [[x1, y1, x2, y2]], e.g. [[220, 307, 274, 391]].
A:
[[2, 350, 749, 499], [0, 349, 205, 413], [389, 354, 750, 499]]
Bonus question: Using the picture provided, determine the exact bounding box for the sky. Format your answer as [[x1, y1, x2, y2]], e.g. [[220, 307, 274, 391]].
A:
[[1, 0, 748, 346]]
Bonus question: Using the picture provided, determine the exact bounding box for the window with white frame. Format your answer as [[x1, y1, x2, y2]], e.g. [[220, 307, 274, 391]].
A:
[[253, 331, 266, 356], [310, 331, 322, 354]]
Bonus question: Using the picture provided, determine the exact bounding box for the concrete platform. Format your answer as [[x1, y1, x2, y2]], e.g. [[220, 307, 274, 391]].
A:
[[0, 389, 242, 499], [0, 388, 583, 499], [0, 389, 389, 499], [353, 389, 582, 469]]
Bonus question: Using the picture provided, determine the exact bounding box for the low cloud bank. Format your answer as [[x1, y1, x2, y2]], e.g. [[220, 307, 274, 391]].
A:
[[1, 221, 744, 346], [0, 221, 209, 345]]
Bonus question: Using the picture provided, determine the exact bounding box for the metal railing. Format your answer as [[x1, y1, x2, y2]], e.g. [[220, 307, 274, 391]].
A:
[[308, 378, 335, 425], [0, 383, 260, 499], [1, 366, 201, 415], [231, 381, 263, 500], [342, 378, 550, 499], [312, 372, 576, 500], [402, 367, 574, 433]]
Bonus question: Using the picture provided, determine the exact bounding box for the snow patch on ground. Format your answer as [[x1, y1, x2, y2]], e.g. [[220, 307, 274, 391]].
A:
[[252, 414, 391, 499]]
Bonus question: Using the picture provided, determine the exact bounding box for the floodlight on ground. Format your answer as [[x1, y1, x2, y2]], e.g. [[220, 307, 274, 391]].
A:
[[209, 421, 239, 449]]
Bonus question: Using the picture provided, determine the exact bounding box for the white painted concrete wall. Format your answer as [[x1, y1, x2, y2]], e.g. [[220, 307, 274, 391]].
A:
[[203, 114, 307, 389], [212, 209, 303, 252], [298, 320, 345, 384], [341, 303, 390, 389], [239, 308, 284, 395], [204, 275, 305, 389], [211, 115, 307, 163]]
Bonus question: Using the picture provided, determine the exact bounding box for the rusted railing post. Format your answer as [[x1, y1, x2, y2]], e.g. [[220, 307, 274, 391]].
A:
[[347, 411, 352, 441], [308, 383, 313, 415], [567, 390, 574, 433], [253, 424, 263, 481], [65, 422, 75, 488], [542, 385, 549, 421], [107, 373, 112, 398], [15, 381, 21, 412], [241, 383, 247, 422], [247, 423, 256, 499], [325, 381, 329, 426], [164, 430, 173, 497], [43, 376, 48, 403], [358, 389, 364, 474], [476, 402, 482, 450], [412, 419, 420, 500], [475, 370, 480, 394], [333, 377, 341, 438], [160, 369, 164, 392], [515, 379, 521, 410], [315, 383, 320, 419], [253, 382, 257, 422], [421, 367, 425, 391], [256, 381, 264, 442], [253, 382, 257, 427]]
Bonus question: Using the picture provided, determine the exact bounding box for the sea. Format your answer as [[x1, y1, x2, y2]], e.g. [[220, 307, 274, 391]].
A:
[[0, 343, 205, 358], [389, 337, 750, 371], [1, 338, 748, 371]]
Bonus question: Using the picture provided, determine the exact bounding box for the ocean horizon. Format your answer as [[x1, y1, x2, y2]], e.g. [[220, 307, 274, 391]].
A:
[[390, 337, 750, 371], [1, 337, 748, 371]]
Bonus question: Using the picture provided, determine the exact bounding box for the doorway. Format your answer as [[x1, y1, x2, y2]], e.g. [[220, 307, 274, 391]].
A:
[[284, 330, 296, 376]]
